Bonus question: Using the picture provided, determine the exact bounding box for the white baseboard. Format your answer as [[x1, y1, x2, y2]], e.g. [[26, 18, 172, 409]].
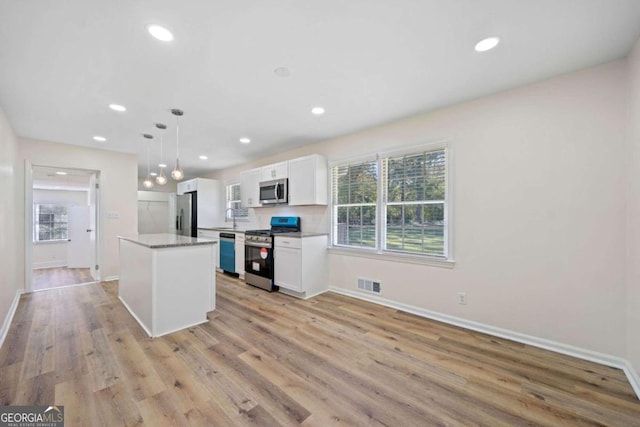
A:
[[622, 360, 640, 399], [329, 286, 640, 400], [118, 296, 152, 338], [278, 287, 328, 300], [0, 288, 24, 349], [102, 275, 119, 282], [32, 261, 67, 269]]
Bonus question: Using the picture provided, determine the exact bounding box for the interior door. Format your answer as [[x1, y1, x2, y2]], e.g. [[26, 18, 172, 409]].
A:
[[67, 206, 91, 268], [89, 173, 99, 280]]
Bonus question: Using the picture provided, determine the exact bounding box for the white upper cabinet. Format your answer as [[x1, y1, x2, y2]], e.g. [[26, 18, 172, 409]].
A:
[[240, 168, 261, 208], [260, 161, 289, 181], [177, 179, 198, 195], [288, 154, 328, 206]]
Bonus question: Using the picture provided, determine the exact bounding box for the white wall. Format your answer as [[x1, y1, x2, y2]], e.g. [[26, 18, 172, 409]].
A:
[[32, 189, 88, 268], [0, 106, 22, 339], [627, 38, 640, 373], [137, 190, 171, 234], [210, 60, 629, 358], [18, 138, 138, 280]]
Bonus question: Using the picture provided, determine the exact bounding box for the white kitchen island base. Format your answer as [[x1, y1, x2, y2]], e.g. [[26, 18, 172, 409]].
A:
[[118, 234, 217, 338]]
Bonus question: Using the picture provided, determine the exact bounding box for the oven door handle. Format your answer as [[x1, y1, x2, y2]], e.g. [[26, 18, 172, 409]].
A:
[[245, 241, 272, 248]]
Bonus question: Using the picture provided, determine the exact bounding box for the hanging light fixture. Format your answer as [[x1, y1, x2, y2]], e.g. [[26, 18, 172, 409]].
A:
[[142, 134, 155, 189], [155, 123, 168, 185], [171, 108, 185, 181]]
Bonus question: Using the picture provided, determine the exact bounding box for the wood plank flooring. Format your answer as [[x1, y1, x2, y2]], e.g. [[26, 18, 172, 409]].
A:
[[32, 267, 95, 291], [1, 273, 639, 426]]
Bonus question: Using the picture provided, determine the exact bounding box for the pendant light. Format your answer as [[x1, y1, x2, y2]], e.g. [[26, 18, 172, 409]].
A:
[[171, 108, 185, 181], [155, 123, 168, 185], [142, 134, 155, 189]]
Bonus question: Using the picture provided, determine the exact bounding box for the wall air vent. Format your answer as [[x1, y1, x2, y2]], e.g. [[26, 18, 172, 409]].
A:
[[357, 277, 381, 294]]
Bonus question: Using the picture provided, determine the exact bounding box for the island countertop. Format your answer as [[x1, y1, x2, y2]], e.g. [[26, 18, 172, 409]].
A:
[[118, 233, 219, 249]]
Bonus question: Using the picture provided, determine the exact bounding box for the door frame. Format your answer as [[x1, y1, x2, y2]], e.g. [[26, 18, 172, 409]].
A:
[[25, 161, 102, 292]]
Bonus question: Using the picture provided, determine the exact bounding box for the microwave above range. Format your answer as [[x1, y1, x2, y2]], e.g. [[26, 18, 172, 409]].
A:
[[259, 178, 288, 205]]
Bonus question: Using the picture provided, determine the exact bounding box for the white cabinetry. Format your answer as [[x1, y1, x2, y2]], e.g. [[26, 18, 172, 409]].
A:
[[289, 154, 328, 206], [240, 169, 261, 208], [197, 229, 220, 271], [178, 178, 224, 228], [177, 179, 198, 194], [274, 238, 302, 291], [261, 161, 289, 181], [274, 235, 328, 299], [235, 233, 245, 278]]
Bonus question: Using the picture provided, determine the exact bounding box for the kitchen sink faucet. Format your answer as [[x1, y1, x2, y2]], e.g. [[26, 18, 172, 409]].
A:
[[225, 208, 237, 229]]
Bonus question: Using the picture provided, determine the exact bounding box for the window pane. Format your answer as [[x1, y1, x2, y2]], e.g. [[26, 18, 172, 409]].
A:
[[34, 204, 68, 241], [232, 184, 241, 201], [333, 161, 378, 205], [424, 150, 446, 200], [385, 203, 444, 256], [386, 149, 445, 203], [336, 205, 376, 248]]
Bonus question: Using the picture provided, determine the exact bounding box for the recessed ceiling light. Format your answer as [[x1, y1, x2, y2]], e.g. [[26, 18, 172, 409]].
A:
[[311, 106, 325, 115], [93, 136, 106, 142], [199, 155, 208, 160], [55, 171, 68, 176], [274, 67, 291, 78], [150, 172, 158, 176], [475, 36, 500, 52], [239, 137, 251, 144], [158, 163, 167, 168], [109, 103, 126, 112], [147, 25, 174, 42]]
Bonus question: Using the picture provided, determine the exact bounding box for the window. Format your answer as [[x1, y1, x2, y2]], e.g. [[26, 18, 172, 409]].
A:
[[333, 160, 378, 248], [331, 144, 449, 259], [34, 204, 68, 242], [226, 183, 249, 220]]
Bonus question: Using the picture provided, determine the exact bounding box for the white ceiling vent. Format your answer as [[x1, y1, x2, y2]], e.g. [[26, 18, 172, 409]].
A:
[[357, 277, 381, 294]]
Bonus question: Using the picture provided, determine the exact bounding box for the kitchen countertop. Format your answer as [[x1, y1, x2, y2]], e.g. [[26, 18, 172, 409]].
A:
[[118, 233, 219, 248], [198, 227, 246, 234]]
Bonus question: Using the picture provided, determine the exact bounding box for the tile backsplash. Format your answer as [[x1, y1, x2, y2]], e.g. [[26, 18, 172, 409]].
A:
[[243, 205, 329, 233]]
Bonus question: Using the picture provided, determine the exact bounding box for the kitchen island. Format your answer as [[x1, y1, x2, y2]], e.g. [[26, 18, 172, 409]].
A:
[[118, 233, 217, 338]]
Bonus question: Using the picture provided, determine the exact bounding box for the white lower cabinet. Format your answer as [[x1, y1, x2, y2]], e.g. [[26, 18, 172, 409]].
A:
[[235, 233, 245, 278], [274, 235, 327, 298]]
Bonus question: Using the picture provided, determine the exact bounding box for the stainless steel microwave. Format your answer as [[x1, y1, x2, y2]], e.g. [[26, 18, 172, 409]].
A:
[[259, 178, 288, 205]]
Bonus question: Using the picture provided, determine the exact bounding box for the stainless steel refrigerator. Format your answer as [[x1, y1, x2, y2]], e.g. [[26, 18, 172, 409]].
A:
[[176, 192, 198, 237]]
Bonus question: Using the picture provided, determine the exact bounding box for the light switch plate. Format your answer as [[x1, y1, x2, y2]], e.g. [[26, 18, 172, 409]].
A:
[[106, 211, 120, 219]]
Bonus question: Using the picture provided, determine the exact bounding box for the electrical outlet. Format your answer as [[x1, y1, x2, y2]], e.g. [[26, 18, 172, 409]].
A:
[[457, 292, 467, 305]]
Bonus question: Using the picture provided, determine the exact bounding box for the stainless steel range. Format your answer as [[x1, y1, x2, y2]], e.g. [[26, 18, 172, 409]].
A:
[[244, 216, 301, 291]]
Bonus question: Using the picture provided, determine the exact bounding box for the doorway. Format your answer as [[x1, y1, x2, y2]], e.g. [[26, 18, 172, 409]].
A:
[[27, 165, 100, 291]]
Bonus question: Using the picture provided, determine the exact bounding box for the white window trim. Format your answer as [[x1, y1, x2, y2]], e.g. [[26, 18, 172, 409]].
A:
[[329, 139, 454, 267]]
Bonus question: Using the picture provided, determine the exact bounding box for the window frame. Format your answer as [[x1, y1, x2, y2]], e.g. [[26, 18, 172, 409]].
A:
[[33, 203, 69, 243], [226, 182, 249, 221], [330, 141, 454, 266]]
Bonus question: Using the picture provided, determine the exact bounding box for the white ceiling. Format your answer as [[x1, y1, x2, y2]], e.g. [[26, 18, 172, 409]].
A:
[[1, 0, 639, 179]]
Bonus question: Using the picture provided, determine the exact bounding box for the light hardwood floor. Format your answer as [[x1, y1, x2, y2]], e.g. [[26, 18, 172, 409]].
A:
[[1, 274, 639, 426], [32, 267, 95, 291]]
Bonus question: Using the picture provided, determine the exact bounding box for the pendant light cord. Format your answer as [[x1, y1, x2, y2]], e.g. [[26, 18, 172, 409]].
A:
[[147, 140, 151, 176], [176, 115, 180, 158]]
